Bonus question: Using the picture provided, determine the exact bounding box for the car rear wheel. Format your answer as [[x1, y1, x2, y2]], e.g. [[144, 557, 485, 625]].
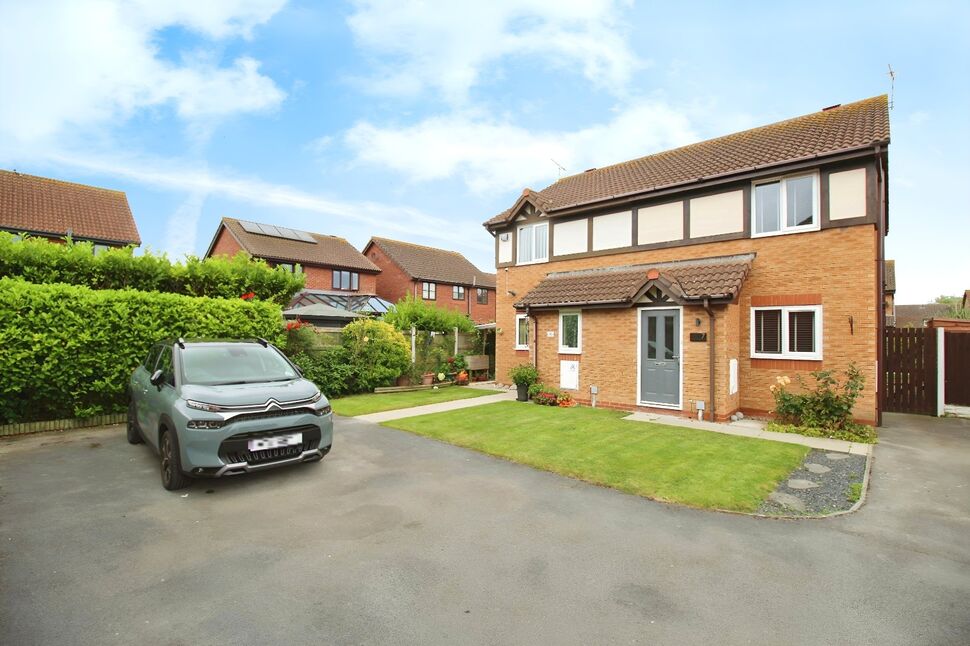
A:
[[126, 401, 143, 444], [159, 428, 191, 491]]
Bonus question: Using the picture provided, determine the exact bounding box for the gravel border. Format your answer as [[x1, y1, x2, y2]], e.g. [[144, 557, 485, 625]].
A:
[[757, 449, 867, 516]]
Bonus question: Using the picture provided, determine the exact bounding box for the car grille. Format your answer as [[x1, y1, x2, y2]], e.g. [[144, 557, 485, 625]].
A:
[[227, 407, 315, 425], [219, 425, 321, 466]]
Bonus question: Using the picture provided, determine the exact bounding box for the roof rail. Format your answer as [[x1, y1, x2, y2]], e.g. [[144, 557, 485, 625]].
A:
[[256, 337, 269, 347], [176, 338, 185, 349]]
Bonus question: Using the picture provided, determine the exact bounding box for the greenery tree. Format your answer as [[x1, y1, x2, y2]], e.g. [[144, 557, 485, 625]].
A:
[[382, 293, 476, 333], [341, 319, 411, 391], [933, 294, 970, 319]]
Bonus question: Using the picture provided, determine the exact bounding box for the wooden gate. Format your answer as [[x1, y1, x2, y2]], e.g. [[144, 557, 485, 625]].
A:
[[883, 327, 937, 415], [944, 331, 970, 406]]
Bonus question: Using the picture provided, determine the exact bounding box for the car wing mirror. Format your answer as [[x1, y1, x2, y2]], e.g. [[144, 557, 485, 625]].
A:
[[150, 369, 164, 386]]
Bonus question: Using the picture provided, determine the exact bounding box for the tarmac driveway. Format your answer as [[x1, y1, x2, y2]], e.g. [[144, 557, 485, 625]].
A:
[[1, 413, 968, 645]]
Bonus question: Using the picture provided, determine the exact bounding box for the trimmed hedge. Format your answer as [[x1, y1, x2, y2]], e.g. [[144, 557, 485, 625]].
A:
[[0, 232, 304, 304], [0, 278, 284, 423]]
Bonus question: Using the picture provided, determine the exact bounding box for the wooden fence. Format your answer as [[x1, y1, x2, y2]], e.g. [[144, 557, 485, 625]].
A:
[[883, 327, 937, 415], [944, 331, 970, 406]]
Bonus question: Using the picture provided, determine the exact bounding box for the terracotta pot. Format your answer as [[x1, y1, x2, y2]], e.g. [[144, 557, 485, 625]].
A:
[[421, 373, 434, 386], [396, 375, 411, 387]]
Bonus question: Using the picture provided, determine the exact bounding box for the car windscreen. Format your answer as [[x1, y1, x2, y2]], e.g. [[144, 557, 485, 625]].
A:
[[180, 345, 298, 386]]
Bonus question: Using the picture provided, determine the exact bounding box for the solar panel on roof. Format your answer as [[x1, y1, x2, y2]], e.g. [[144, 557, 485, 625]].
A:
[[239, 220, 262, 234], [238, 220, 317, 243]]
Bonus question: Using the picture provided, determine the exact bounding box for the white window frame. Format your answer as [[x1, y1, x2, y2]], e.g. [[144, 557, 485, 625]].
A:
[[751, 172, 820, 238], [514, 314, 530, 350], [749, 305, 823, 360], [422, 282, 436, 300], [558, 310, 582, 354], [516, 222, 549, 265]]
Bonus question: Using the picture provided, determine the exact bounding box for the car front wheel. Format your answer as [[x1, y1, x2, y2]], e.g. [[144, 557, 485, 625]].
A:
[[159, 428, 191, 491], [126, 400, 143, 445]]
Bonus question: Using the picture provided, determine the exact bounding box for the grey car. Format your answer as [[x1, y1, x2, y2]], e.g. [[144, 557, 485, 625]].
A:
[[127, 339, 333, 490]]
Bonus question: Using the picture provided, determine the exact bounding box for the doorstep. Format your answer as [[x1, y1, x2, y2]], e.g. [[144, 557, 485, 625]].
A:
[[622, 411, 871, 456]]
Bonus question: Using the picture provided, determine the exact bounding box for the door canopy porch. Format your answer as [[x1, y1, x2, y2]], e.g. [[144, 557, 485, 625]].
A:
[[514, 253, 754, 310]]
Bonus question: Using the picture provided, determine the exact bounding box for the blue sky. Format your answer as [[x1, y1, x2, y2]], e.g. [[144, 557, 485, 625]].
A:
[[1, 0, 967, 303]]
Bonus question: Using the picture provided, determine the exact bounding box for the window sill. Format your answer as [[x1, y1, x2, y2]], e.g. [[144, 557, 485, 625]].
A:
[[751, 353, 821, 361], [515, 258, 548, 266], [751, 224, 820, 239], [558, 349, 582, 355], [514, 346, 530, 351]]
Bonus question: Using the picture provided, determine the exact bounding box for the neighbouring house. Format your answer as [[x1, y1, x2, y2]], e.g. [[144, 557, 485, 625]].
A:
[[0, 169, 140, 250], [894, 303, 955, 328], [282, 303, 362, 329], [884, 259, 896, 325], [205, 217, 381, 299], [485, 96, 890, 425], [362, 237, 497, 324]]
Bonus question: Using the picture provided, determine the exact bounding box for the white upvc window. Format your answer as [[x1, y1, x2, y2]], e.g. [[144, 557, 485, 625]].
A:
[[516, 222, 549, 265], [514, 314, 530, 350], [558, 310, 582, 354], [752, 172, 820, 237], [750, 305, 823, 360]]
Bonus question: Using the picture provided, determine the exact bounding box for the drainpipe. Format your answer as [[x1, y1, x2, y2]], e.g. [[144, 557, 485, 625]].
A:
[[875, 144, 886, 427], [703, 298, 716, 422]]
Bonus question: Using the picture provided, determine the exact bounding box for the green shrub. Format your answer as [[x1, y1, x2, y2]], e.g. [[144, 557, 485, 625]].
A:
[[383, 293, 476, 333], [530, 384, 575, 407], [768, 364, 876, 443], [508, 363, 540, 386], [289, 347, 354, 398], [341, 319, 411, 392], [0, 278, 284, 423], [0, 233, 304, 304]]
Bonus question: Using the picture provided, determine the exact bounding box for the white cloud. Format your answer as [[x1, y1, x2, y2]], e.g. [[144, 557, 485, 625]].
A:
[[164, 192, 208, 259], [344, 101, 699, 193], [0, 0, 286, 141], [346, 0, 641, 103]]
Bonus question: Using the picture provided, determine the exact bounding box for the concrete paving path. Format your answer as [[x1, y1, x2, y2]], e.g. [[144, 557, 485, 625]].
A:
[[624, 411, 872, 455], [356, 389, 516, 423]]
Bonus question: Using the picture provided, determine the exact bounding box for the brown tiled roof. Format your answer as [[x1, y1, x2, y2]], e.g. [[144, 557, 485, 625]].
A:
[[486, 96, 890, 226], [365, 237, 497, 288], [216, 218, 379, 272], [0, 170, 140, 244], [893, 304, 949, 328], [884, 259, 895, 292], [515, 254, 754, 308]]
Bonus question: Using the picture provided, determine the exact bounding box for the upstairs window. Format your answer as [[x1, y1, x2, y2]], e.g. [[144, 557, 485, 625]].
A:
[[422, 282, 436, 300], [751, 305, 822, 360], [332, 270, 358, 290], [753, 173, 818, 236], [453, 285, 465, 300], [515, 314, 530, 350], [477, 288, 488, 305], [93, 243, 110, 256], [517, 222, 548, 264]]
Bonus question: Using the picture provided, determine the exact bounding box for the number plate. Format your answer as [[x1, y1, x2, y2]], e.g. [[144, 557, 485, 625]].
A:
[[248, 433, 302, 452]]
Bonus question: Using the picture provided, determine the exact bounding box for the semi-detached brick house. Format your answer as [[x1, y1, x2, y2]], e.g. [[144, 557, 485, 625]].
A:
[[485, 96, 890, 425], [0, 169, 141, 250], [362, 237, 497, 324], [205, 217, 380, 293]]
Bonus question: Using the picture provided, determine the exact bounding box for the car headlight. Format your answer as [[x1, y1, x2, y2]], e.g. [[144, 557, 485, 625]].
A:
[[309, 391, 322, 403], [186, 399, 223, 412], [313, 405, 332, 417], [187, 419, 225, 429]]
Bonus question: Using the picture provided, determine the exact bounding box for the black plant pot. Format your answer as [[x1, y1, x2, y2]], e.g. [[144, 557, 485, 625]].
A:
[[516, 383, 529, 402]]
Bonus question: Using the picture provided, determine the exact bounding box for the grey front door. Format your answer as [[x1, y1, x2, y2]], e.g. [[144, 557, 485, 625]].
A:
[[639, 308, 681, 406]]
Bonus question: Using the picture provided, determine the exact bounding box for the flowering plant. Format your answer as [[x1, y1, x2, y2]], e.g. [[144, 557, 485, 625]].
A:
[[240, 291, 256, 301]]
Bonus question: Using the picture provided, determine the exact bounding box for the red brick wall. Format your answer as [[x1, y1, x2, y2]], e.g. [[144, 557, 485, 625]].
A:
[[209, 228, 243, 256], [495, 225, 880, 424], [365, 244, 497, 323]]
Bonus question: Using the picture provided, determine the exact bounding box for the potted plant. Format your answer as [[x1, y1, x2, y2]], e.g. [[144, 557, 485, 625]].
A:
[[455, 370, 469, 386], [508, 364, 540, 402], [421, 372, 435, 385]]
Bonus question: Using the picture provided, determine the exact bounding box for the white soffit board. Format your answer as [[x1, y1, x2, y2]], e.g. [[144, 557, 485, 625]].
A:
[[560, 360, 579, 390], [829, 167, 867, 220], [638, 202, 684, 244], [592, 211, 632, 251], [553, 219, 588, 256], [689, 190, 743, 238]]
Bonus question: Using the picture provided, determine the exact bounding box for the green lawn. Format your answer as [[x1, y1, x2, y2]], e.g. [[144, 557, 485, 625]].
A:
[[384, 402, 808, 512], [331, 386, 503, 417]]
